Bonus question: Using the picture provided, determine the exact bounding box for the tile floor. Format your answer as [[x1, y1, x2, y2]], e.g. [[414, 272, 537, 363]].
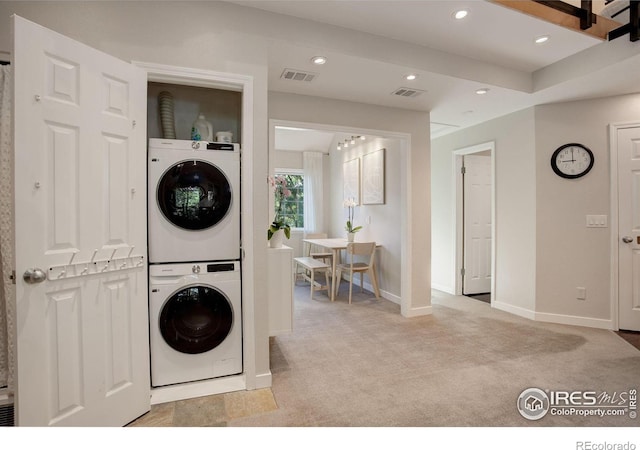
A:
[[128, 388, 277, 427]]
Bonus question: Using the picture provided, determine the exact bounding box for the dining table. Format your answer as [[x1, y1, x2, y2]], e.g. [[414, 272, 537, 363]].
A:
[[302, 238, 381, 302]]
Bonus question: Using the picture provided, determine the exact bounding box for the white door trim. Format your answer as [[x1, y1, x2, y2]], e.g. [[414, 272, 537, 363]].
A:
[[609, 120, 640, 331], [453, 141, 496, 300], [269, 119, 412, 315], [133, 61, 257, 388]]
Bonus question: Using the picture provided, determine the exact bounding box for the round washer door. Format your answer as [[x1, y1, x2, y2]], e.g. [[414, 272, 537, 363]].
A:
[[159, 285, 234, 354], [157, 159, 232, 230]]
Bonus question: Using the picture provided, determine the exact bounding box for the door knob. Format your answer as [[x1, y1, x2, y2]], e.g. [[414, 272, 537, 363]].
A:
[[622, 236, 634, 244], [23, 268, 47, 284]]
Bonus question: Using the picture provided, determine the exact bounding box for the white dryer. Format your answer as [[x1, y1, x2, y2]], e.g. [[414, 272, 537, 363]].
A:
[[148, 138, 240, 263], [149, 261, 242, 387]]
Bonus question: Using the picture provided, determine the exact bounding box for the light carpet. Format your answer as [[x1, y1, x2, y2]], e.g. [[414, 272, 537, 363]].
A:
[[229, 286, 640, 427]]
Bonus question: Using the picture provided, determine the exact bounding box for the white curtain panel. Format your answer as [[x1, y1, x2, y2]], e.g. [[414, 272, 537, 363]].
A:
[[303, 151, 324, 233], [0, 65, 13, 390]]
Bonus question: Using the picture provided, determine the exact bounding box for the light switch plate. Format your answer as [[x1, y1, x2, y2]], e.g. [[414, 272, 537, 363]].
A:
[[586, 215, 607, 228]]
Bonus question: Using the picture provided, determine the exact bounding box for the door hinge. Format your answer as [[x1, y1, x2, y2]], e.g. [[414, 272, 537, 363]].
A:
[[461, 166, 466, 174], [9, 270, 16, 284], [461, 268, 465, 276]]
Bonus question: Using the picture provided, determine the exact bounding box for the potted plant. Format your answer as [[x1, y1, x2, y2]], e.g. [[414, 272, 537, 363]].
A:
[[344, 198, 362, 242], [268, 175, 291, 248]]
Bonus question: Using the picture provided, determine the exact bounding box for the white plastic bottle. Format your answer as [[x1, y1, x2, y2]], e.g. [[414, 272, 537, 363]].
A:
[[190, 114, 213, 141]]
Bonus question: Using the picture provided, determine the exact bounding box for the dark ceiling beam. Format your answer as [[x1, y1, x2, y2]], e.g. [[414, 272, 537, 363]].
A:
[[608, 0, 640, 41]]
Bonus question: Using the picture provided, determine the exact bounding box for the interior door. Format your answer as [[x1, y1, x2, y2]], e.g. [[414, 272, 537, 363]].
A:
[[463, 154, 492, 295], [617, 126, 640, 331], [13, 15, 150, 425]]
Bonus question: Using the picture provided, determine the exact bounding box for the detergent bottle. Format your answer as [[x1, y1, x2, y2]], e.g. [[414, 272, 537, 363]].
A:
[[190, 114, 213, 141]]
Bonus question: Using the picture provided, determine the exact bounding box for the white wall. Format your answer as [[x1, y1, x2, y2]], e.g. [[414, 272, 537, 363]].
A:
[[329, 138, 403, 298], [0, 0, 272, 386], [534, 93, 640, 325], [433, 92, 640, 328], [431, 108, 537, 313], [273, 150, 304, 170], [269, 91, 431, 315]]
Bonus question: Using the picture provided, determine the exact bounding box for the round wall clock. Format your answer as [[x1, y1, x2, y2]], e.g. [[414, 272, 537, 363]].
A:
[[550, 143, 594, 179]]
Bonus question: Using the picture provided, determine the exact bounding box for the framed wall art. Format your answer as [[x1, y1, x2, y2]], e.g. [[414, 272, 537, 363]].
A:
[[362, 148, 385, 205], [343, 157, 360, 205]]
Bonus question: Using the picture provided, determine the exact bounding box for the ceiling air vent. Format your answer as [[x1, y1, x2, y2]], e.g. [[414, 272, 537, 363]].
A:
[[280, 69, 317, 82], [391, 87, 425, 98]]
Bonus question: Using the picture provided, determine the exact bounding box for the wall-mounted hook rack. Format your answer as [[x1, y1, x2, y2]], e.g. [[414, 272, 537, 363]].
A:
[[48, 255, 145, 281]]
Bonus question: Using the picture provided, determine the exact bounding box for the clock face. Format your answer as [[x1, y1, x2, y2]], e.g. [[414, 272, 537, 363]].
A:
[[551, 143, 594, 179]]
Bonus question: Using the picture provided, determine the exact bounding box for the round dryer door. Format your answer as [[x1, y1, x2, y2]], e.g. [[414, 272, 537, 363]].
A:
[[157, 159, 232, 230], [159, 285, 234, 354]]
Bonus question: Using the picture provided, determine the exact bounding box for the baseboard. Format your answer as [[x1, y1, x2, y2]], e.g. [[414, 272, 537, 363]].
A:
[[402, 305, 433, 318], [493, 301, 613, 330], [253, 371, 273, 390], [150, 373, 246, 405], [431, 283, 454, 295], [535, 311, 613, 330], [493, 301, 536, 320], [343, 276, 401, 305]]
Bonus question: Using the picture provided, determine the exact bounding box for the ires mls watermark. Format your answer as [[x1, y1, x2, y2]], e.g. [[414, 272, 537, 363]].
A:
[[517, 387, 637, 421]]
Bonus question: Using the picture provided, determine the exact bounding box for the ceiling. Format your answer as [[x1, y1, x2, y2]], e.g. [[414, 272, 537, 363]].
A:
[[229, 0, 640, 149]]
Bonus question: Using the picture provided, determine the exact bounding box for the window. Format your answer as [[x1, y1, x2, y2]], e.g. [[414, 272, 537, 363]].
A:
[[274, 171, 304, 228]]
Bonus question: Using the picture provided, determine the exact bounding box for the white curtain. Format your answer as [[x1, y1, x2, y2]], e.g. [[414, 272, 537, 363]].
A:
[[303, 151, 324, 233], [0, 65, 13, 390]]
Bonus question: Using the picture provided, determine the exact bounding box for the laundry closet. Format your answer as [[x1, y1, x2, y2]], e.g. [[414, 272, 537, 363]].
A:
[[143, 73, 251, 403]]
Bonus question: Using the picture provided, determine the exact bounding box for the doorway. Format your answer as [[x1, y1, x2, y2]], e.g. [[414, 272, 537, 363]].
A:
[[269, 119, 411, 312], [454, 142, 496, 303], [610, 123, 640, 332]]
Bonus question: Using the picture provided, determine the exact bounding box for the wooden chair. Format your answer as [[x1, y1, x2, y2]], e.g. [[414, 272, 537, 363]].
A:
[[334, 242, 380, 304], [293, 256, 331, 299]]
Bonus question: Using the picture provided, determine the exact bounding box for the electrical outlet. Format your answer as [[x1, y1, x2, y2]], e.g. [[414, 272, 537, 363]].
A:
[[366, 216, 371, 225], [576, 287, 586, 300]]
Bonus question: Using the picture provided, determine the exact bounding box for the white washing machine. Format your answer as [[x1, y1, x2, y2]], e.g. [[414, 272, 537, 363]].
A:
[[149, 261, 242, 387], [148, 138, 240, 263]]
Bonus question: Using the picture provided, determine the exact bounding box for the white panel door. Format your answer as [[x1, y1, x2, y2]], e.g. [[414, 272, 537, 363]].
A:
[[618, 126, 640, 331], [463, 155, 492, 295], [13, 15, 150, 426]]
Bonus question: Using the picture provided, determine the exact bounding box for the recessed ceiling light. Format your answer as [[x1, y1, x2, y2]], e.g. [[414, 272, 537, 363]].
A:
[[405, 73, 418, 81], [453, 10, 468, 20], [311, 56, 327, 65], [475, 88, 489, 95], [534, 35, 550, 44]]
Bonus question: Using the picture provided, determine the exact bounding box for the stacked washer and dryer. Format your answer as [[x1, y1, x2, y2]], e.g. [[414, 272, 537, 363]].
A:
[[147, 138, 242, 387]]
